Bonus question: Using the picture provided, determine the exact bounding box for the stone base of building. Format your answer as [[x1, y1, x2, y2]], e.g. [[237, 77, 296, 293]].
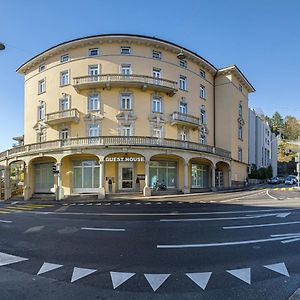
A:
[[143, 186, 151, 197], [98, 187, 106, 200]]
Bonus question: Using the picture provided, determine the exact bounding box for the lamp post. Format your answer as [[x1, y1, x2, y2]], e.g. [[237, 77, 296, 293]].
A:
[[0, 42, 5, 50]]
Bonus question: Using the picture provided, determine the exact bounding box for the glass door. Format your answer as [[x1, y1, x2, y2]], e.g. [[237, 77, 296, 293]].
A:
[[34, 163, 54, 193], [119, 162, 134, 190]]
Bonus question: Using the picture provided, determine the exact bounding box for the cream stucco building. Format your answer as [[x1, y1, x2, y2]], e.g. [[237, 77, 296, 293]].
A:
[[0, 34, 255, 200]]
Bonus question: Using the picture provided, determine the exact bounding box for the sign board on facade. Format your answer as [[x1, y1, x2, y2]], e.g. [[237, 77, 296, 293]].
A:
[[137, 174, 145, 180]]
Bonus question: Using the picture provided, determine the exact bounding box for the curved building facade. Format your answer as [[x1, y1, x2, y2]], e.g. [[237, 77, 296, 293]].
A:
[[0, 34, 255, 200]]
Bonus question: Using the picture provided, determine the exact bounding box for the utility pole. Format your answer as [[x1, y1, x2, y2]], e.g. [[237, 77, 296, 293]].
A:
[[297, 136, 300, 191]]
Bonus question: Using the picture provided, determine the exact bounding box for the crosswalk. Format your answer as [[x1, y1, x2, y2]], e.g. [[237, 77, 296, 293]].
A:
[[0, 204, 53, 214], [0, 251, 291, 292]]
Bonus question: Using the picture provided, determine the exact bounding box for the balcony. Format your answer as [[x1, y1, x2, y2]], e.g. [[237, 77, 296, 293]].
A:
[[44, 109, 80, 126], [170, 111, 200, 129], [0, 136, 231, 161], [73, 74, 178, 96]]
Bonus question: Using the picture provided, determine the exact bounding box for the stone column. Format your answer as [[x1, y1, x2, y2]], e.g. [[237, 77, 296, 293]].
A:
[[143, 160, 151, 196], [228, 168, 232, 188], [98, 161, 105, 199], [182, 160, 190, 194], [56, 163, 64, 200], [211, 164, 217, 191], [4, 166, 11, 200], [23, 164, 32, 200]]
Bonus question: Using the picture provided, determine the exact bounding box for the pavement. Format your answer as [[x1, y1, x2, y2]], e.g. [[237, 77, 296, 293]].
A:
[[1, 185, 300, 299]]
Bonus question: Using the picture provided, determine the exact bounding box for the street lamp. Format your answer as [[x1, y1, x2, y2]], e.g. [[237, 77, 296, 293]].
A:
[[0, 42, 5, 50]]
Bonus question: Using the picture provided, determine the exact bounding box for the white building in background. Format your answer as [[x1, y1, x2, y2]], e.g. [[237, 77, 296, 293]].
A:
[[248, 108, 278, 176]]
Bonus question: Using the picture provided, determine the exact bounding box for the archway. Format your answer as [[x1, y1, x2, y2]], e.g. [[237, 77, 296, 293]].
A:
[[215, 161, 231, 189]]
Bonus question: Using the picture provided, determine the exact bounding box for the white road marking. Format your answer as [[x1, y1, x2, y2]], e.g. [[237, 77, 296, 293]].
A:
[[81, 227, 125, 232], [270, 232, 300, 243], [266, 190, 278, 200], [145, 202, 152, 205], [144, 273, 170, 291], [160, 213, 290, 222], [0, 252, 28, 266], [114, 203, 121, 205], [0, 220, 12, 223], [70, 203, 76, 206], [186, 272, 212, 290], [264, 262, 289, 277], [227, 268, 251, 284], [24, 226, 45, 233], [125, 203, 131, 205], [105, 203, 111, 206], [78, 203, 85, 206], [96, 203, 102, 206], [25, 207, 295, 217], [37, 262, 63, 275], [71, 267, 97, 283], [135, 203, 141, 205], [157, 233, 300, 249], [110, 271, 135, 289], [87, 203, 93, 206], [224, 220, 300, 230]]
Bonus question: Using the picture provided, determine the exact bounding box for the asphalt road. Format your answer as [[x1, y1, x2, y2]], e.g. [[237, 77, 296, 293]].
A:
[[1, 187, 300, 300]]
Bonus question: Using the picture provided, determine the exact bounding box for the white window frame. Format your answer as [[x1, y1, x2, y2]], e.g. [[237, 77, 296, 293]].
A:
[[179, 128, 188, 141], [122, 125, 132, 137], [60, 128, 70, 140], [120, 64, 132, 75], [239, 103, 243, 118], [39, 64, 45, 72], [200, 85, 206, 99], [179, 75, 187, 90], [88, 48, 99, 56], [37, 102, 45, 120], [88, 124, 100, 137], [152, 67, 161, 78], [152, 96, 162, 113], [199, 69, 206, 78], [121, 93, 132, 110], [200, 107, 206, 125], [238, 125, 243, 140], [88, 64, 99, 76], [153, 128, 162, 138], [239, 84, 243, 92], [60, 54, 70, 63], [238, 148, 243, 161], [121, 46, 131, 55], [179, 60, 187, 68], [199, 134, 206, 145], [152, 50, 162, 60], [38, 79, 46, 94], [60, 97, 70, 111], [88, 94, 100, 111], [179, 101, 187, 114], [60, 70, 69, 86]]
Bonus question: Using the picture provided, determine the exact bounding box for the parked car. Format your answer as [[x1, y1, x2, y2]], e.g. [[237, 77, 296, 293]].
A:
[[267, 177, 279, 184], [277, 177, 285, 184], [285, 175, 297, 185]]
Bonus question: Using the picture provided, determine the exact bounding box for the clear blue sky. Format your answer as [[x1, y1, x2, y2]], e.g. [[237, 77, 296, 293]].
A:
[[1, 0, 300, 151]]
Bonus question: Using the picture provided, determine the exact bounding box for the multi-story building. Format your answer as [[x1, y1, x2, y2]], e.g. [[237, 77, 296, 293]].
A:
[[0, 34, 255, 200], [248, 108, 278, 176]]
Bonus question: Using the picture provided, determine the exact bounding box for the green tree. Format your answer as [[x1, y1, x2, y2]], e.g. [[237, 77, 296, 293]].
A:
[[283, 115, 300, 140], [271, 112, 284, 136]]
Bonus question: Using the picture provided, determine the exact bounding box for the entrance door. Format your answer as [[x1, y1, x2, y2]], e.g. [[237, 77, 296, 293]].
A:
[[118, 162, 134, 191], [215, 170, 224, 188], [34, 163, 54, 193]]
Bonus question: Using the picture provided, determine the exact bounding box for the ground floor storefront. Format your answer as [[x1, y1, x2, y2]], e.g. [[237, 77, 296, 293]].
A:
[[0, 145, 247, 200]]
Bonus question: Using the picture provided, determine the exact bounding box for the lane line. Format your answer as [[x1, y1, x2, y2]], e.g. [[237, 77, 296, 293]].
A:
[[24, 207, 296, 217], [223, 220, 300, 229], [266, 190, 278, 200], [0, 219, 12, 223], [81, 227, 125, 232]]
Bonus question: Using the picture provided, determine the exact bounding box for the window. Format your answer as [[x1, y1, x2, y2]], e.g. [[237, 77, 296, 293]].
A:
[[239, 84, 243, 92], [60, 54, 70, 63], [179, 101, 187, 114], [179, 59, 187, 68], [60, 70, 69, 86], [88, 65, 99, 76], [179, 128, 188, 141], [238, 103, 243, 117], [199, 135, 206, 145], [39, 64, 45, 72], [88, 124, 100, 137], [153, 128, 162, 138], [179, 75, 187, 90], [121, 93, 132, 110], [37, 128, 46, 143], [152, 96, 162, 113], [121, 64, 131, 75], [37, 102, 45, 120], [200, 107, 206, 125], [121, 46, 131, 55], [200, 85, 206, 99], [60, 128, 70, 140], [238, 148, 243, 161], [88, 48, 99, 56], [152, 50, 162, 60], [122, 125, 132, 136], [88, 94, 100, 111], [238, 125, 243, 140], [200, 69, 206, 78], [152, 68, 161, 78], [38, 79, 46, 94], [60, 97, 70, 111]]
